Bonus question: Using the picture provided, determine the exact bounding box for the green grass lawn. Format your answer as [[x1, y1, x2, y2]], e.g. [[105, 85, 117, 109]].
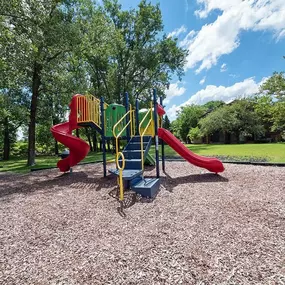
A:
[[0, 152, 114, 174], [149, 143, 285, 163], [1, 143, 284, 174]]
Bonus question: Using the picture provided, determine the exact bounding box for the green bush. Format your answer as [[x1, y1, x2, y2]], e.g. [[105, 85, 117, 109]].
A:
[[11, 141, 28, 156], [188, 127, 203, 143]]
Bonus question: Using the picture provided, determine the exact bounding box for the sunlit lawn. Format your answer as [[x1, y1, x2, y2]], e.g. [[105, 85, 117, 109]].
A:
[[149, 143, 285, 163], [0, 152, 114, 174], [1, 143, 284, 174]]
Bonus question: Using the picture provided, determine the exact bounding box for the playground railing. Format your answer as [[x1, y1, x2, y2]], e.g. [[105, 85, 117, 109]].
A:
[[130, 105, 135, 137], [76, 94, 102, 128], [112, 105, 135, 163], [139, 103, 153, 170], [116, 151, 125, 201]]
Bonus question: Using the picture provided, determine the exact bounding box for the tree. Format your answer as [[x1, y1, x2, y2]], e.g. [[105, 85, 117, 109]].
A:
[[170, 119, 180, 137], [175, 105, 206, 141], [203, 100, 225, 111], [36, 57, 92, 155], [228, 99, 264, 141], [173, 101, 225, 142], [0, 90, 28, 160], [0, 29, 29, 160], [163, 115, 171, 130], [97, 0, 187, 104], [271, 102, 285, 136], [258, 72, 285, 137], [0, 0, 105, 165], [1, 0, 187, 163], [188, 127, 202, 143], [253, 94, 273, 124], [199, 107, 235, 137], [199, 99, 264, 142], [1, 0, 74, 164], [260, 72, 285, 101]]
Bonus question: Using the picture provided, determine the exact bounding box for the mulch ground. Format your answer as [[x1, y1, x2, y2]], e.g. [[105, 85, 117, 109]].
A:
[[0, 162, 284, 285]]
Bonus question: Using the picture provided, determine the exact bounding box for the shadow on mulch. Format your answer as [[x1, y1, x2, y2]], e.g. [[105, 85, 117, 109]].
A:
[[0, 171, 117, 199], [163, 171, 228, 183], [107, 172, 229, 216], [160, 171, 229, 193], [0, 167, 228, 218]]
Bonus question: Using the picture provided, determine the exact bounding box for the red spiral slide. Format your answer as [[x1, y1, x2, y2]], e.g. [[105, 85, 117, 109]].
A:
[[158, 128, 224, 173], [50, 95, 90, 172]]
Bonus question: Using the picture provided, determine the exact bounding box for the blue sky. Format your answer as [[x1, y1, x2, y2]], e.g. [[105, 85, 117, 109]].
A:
[[119, 0, 285, 120]]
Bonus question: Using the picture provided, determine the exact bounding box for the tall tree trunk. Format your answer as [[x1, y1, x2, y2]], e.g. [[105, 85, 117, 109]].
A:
[[206, 135, 209, 144], [3, 117, 10, 160], [85, 128, 93, 151], [225, 132, 231, 144], [107, 138, 111, 153], [236, 131, 240, 144], [99, 138, 102, 151], [27, 61, 42, 166], [52, 117, 59, 155], [92, 130, 97, 152], [54, 140, 59, 156], [117, 69, 122, 104]]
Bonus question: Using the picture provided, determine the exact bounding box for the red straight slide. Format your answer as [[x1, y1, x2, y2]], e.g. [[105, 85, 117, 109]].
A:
[[158, 128, 224, 173], [50, 94, 90, 172]]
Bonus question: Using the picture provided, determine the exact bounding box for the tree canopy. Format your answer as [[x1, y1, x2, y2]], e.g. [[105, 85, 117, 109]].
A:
[[170, 72, 285, 143], [0, 0, 187, 163], [257, 72, 285, 136], [1, 0, 284, 163]]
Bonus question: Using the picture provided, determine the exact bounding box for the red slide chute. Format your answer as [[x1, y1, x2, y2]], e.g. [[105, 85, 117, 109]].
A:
[[50, 95, 90, 172], [158, 128, 224, 173]]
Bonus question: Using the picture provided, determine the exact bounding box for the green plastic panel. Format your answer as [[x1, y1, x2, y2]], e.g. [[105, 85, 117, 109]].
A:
[[145, 153, 155, 166], [105, 103, 126, 137]]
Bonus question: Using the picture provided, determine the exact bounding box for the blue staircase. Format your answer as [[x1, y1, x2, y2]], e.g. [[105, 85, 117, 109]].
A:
[[109, 135, 160, 198]]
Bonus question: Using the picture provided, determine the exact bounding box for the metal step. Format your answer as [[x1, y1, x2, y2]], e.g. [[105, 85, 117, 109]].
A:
[[125, 142, 149, 150], [118, 159, 141, 170], [130, 136, 152, 143], [123, 150, 144, 159], [131, 178, 160, 198], [123, 136, 152, 160], [108, 169, 143, 180]]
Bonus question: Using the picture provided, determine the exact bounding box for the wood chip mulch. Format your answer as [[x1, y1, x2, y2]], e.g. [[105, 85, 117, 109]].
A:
[[0, 162, 284, 285]]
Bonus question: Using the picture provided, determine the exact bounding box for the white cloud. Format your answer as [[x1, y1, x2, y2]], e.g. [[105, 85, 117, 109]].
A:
[[199, 76, 206, 85], [164, 82, 186, 104], [220, 63, 227, 72], [185, 77, 260, 105], [229, 73, 240, 79], [166, 76, 265, 121], [179, 30, 197, 48], [182, 0, 285, 73], [167, 104, 180, 121], [167, 25, 187, 38]]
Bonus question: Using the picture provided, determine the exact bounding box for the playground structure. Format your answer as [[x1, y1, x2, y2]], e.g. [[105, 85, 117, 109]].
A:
[[51, 90, 224, 204]]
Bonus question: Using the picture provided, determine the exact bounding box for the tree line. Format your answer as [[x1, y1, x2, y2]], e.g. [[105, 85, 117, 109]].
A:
[[171, 72, 285, 144], [0, 0, 187, 164]]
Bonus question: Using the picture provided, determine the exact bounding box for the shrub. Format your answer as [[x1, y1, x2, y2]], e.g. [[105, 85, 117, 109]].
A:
[[188, 127, 203, 143], [11, 141, 28, 157]]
